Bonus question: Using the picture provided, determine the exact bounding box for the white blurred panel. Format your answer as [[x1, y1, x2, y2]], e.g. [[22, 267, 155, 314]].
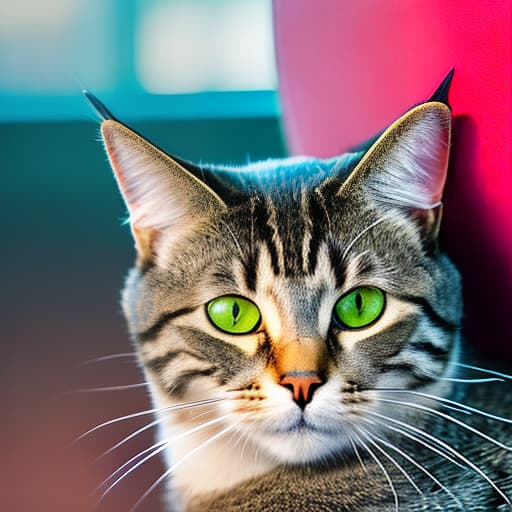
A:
[[136, 0, 277, 93]]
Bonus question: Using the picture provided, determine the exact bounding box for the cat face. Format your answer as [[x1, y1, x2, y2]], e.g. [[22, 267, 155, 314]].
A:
[[101, 101, 462, 465]]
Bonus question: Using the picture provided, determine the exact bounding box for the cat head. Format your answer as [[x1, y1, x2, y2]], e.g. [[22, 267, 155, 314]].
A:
[[95, 78, 462, 464]]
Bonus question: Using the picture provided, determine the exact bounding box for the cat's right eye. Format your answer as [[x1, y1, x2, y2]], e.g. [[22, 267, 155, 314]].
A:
[[206, 295, 261, 334]]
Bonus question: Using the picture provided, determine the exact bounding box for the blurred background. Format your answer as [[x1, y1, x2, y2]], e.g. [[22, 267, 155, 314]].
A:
[[3, 1, 511, 511], [3, 1, 283, 511]]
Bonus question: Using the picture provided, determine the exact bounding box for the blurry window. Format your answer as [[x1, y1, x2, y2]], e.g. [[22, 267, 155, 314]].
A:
[[0, 0, 276, 95]]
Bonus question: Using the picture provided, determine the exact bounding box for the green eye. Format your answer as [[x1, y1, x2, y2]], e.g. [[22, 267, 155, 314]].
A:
[[333, 287, 385, 329], [207, 296, 261, 334]]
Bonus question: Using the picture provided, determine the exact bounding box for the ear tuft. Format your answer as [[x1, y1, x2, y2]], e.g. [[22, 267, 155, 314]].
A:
[[428, 68, 455, 108]]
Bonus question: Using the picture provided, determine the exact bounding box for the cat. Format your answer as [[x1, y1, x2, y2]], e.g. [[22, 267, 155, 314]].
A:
[[86, 71, 512, 511]]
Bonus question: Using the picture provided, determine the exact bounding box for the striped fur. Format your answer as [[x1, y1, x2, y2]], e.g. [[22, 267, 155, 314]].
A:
[[99, 100, 512, 510]]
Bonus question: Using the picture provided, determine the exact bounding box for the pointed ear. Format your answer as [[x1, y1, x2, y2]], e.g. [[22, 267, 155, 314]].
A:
[[340, 102, 451, 215], [101, 120, 226, 266], [427, 68, 454, 108]]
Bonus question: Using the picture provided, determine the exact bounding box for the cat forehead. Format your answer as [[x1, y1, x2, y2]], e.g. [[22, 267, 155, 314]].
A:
[[210, 153, 362, 194]]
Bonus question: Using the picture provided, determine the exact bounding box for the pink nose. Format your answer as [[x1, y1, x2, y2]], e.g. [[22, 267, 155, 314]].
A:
[[279, 372, 323, 409]]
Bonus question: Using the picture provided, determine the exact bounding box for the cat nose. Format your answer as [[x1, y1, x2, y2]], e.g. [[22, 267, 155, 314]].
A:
[[279, 371, 324, 409]]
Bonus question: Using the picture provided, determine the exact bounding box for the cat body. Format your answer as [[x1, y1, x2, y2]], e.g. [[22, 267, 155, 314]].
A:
[[89, 73, 512, 511]]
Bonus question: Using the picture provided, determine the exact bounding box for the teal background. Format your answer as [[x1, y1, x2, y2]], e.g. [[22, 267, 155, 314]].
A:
[[3, 115, 285, 511]]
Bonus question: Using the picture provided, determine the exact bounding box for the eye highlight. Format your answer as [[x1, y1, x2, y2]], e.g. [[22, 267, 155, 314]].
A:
[[333, 287, 385, 329], [207, 296, 261, 334]]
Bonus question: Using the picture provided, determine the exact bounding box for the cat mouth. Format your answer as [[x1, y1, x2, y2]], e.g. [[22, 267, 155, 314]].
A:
[[268, 417, 338, 436]]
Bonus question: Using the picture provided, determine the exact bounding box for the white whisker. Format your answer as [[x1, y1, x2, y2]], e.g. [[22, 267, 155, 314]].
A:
[[99, 439, 167, 492], [77, 397, 225, 441], [439, 377, 504, 383], [357, 427, 422, 495], [64, 383, 150, 395], [96, 418, 162, 461], [98, 414, 233, 503], [129, 422, 237, 511], [98, 407, 216, 462], [359, 421, 463, 508], [375, 388, 512, 424], [352, 431, 399, 512], [372, 396, 511, 450], [314, 185, 332, 236], [342, 216, 389, 262], [79, 352, 138, 366], [453, 363, 512, 381], [364, 409, 511, 504], [219, 219, 243, 257], [347, 433, 366, 471], [361, 413, 464, 469]]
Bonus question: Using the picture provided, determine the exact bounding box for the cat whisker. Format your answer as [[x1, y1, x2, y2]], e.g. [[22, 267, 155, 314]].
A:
[[357, 426, 423, 496], [230, 427, 245, 464], [98, 414, 234, 503], [374, 388, 512, 424], [97, 407, 218, 462], [218, 219, 244, 258], [352, 431, 399, 512], [77, 397, 226, 441], [313, 185, 332, 236], [347, 433, 367, 472], [371, 396, 511, 450], [341, 215, 390, 262], [98, 439, 168, 493], [453, 363, 512, 381], [360, 413, 465, 470], [62, 383, 150, 396], [363, 408, 511, 505], [129, 422, 238, 512], [439, 377, 504, 383], [239, 427, 252, 464], [79, 352, 138, 366], [100, 411, 217, 488], [358, 421, 463, 509], [96, 418, 162, 461]]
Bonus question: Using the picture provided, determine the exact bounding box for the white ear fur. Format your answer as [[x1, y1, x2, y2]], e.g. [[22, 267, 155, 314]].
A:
[[101, 120, 225, 263], [342, 102, 451, 210]]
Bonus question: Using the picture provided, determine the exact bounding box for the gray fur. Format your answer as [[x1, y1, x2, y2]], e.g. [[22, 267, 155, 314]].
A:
[[99, 102, 511, 511]]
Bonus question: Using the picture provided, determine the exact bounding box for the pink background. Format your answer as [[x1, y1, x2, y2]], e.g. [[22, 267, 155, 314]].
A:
[[274, 0, 512, 359]]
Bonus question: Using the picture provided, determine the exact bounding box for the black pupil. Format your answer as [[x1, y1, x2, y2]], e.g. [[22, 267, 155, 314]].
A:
[[232, 301, 240, 323], [355, 292, 363, 313]]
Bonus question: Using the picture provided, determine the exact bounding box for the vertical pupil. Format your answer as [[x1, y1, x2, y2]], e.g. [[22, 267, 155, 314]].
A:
[[232, 301, 241, 323], [355, 292, 363, 312]]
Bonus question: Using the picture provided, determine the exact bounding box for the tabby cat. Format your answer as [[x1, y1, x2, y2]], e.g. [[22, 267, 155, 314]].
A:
[[87, 72, 512, 511]]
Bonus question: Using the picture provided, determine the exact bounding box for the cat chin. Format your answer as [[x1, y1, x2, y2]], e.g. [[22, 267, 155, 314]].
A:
[[252, 428, 350, 464]]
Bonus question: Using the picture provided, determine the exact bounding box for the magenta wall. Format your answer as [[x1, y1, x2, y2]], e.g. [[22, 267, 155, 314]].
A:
[[274, 0, 512, 359]]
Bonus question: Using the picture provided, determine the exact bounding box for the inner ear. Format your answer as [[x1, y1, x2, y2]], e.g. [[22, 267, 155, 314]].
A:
[[409, 204, 443, 248], [340, 102, 451, 212], [101, 120, 226, 266]]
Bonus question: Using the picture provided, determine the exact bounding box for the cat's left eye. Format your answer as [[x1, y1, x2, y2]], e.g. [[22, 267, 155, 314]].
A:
[[206, 295, 261, 334], [333, 287, 385, 329]]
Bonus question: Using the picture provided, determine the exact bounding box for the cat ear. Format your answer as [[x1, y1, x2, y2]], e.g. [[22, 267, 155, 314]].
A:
[[101, 120, 226, 265], [427, 68, 454, 109], [340, 102, 451, 219]]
